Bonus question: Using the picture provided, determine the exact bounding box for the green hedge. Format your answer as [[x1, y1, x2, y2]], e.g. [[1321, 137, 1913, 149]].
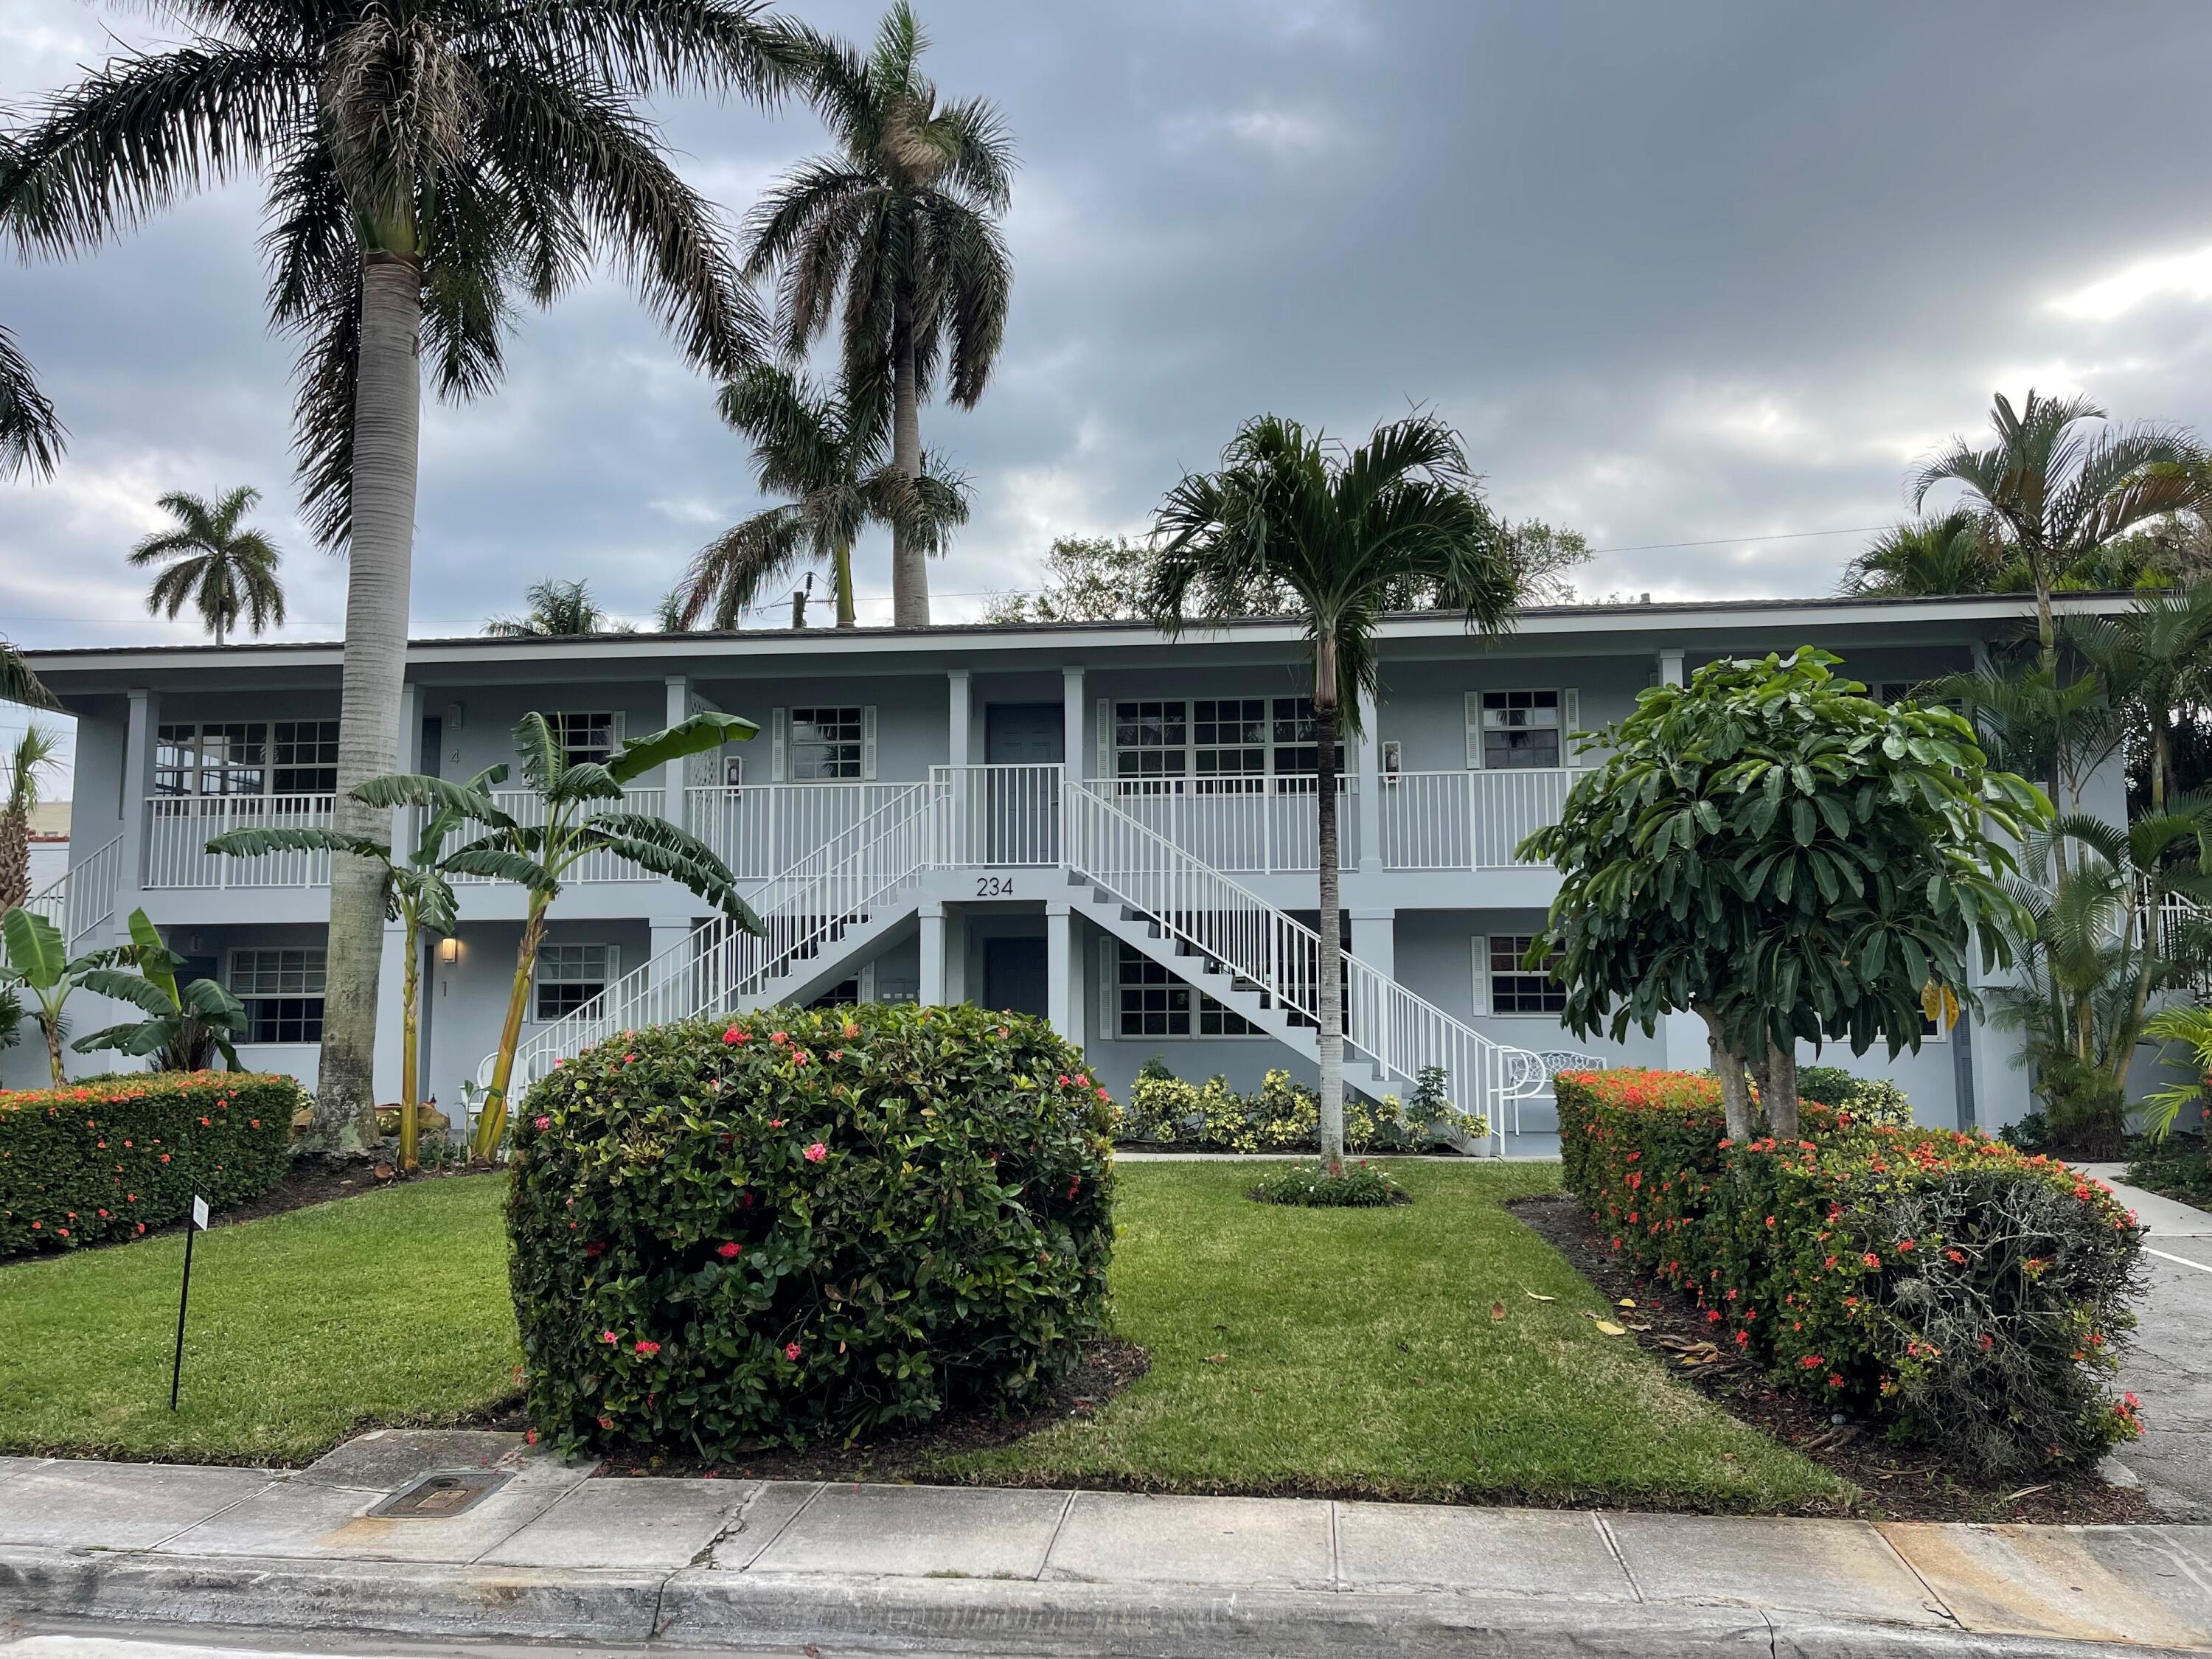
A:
[[508, 1002, 1116, 1458], [1557, 1068, 2145, 1478], [0, 1072, 299, 1256], [1118, 1062, 1486, 1152]]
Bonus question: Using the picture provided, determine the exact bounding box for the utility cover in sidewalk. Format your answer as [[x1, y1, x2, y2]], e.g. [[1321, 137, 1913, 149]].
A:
[[368, 1468, 511, 1518]]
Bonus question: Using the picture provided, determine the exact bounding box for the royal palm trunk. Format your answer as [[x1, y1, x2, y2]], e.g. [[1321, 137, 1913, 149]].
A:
[[888, 309, 930, 628], [1312, 645, 1346, 1174], [317, 252, 425, 1145]]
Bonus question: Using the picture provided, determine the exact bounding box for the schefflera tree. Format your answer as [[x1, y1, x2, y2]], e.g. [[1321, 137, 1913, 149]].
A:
[[1520, 648, 2048, 1139]]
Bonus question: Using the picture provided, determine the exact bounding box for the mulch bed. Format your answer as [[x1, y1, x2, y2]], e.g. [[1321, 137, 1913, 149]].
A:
[[1509, 1192, 2150, 1524], [599, 1337, 1150, 1482]]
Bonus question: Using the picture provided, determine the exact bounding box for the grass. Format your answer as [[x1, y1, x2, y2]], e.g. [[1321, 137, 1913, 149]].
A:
[[0, 1161, 1846, 1509], [0, 1175, 518, 1464], [939, 1161, 1849, 1510]]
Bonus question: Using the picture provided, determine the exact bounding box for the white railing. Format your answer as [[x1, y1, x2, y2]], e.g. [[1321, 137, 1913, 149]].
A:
[[1102, 776, 1354, 874], [1064, 777, 1529, 1153], [934, 763, 1064, 867], [484, 780, 937, 1096], [686, 782, 910, 883], [1380, 768, 1586, 870], [145, 794, 338, 888], [446, 787, 667, 885], [25, 832, 122, 952]]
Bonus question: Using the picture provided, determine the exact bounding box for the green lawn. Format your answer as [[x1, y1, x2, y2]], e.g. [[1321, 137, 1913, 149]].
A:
[[0, 1161, 1847, 1509], [941, 1162, 1848, 1511], [0, 1175, 519, 1463]]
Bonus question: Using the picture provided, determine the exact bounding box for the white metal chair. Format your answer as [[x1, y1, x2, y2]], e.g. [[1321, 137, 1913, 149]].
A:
[[1499, 1048, 1607, 1135]]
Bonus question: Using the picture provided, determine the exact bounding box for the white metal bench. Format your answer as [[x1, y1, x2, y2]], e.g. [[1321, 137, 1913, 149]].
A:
[[1500, 1048, 1608, 1135]]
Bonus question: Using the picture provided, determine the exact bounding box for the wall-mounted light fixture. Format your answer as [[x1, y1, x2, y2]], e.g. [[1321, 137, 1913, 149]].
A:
[[439, 936, 459, 965]]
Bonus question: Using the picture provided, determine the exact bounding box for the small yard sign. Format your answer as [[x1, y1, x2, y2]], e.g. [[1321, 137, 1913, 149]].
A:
[[171, 1194, 210, 1411]]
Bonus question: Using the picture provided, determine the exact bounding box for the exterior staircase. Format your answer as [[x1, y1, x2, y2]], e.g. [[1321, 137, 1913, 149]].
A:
[[487, 768, 1541, 1155], [24, 832, 122, 954]]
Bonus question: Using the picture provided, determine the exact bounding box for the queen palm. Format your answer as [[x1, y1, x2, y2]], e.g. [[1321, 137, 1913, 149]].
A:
[[745, 2, 1012, 627], [8, 0, 801, 1138], [1913, 392, 2206, 674], [1841, 509, 2007, 597], [1146, 413, 1517, 1172], [131, 486, 286, 646], [676, 364, 970, 630], [485, 578, 631, 638]]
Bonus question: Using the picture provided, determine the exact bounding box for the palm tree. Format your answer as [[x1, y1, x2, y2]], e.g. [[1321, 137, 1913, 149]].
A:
[[1913, 392, 2206, 673], [745, 2, 1012, 627], [1841, 509, 2008, 597], [1146, 413, 1517, 1172], [7, 1, 802, 1139], [0, 136, 66, 483], [129, 486, 286, 646], [485, 578, 633, 639], [676, 364, 970, 630], [0, 723, 63, 912]]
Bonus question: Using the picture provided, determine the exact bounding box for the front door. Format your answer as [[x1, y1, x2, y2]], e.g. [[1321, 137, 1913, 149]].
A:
[[983, 936, 1048, 1018], [982, 704, 1063, 864]]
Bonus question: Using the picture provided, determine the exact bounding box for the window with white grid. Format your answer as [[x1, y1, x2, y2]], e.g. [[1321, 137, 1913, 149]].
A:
[[550, 712, 619, 768], [790, 707, 863, 779], [1113, 700, 1189, 794], [1477, 691, 1562, 770], [272, 720, 340, 793], [1487, 935, 1566, 1013], [1113, 698, 1340, 795], [1116, 944, 1256, 1037], [534, 943, 613, 1021], [231, 947, 326, 1043]]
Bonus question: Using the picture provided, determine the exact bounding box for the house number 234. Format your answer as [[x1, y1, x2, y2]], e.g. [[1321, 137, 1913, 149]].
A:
[[975, 874, 1016, 897]]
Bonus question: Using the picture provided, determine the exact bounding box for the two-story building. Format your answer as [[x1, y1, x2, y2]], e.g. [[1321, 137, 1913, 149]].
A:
[[18, 592, 2122, 1152]]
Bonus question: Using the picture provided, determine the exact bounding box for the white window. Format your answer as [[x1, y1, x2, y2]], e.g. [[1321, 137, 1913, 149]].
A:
[[1483, 934, 1566, 1015], [156, 720, 341, 798], [534, 943, 615, 1021], [549, 712, 619, 768], [1474, 691, 1562, 770], [273, 720, 339, 794], [790, 706, 864, 780], [1112, 943, 1256, 1037], [231, 947, 326, 1043], [1112, 697, 1343, 796]]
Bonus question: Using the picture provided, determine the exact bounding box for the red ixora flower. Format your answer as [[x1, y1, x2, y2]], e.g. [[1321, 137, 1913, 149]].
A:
[[1862, 1253, 1881, 1268], [633, 1340, 661, 1357], [768, 1118, 786, 1129], [597, 1415, 614, 1430], [584, 1241, 606, 1257], [804, 1141, 827, 1162], [1057, 1074, 1071, 1086], [533, 1116, 551, 1131], [717, 1241, 742, 1259], [784, 1341, 802, 1361], [771, 1030, 788, 1045], [724, 1027, 748, 1045], [600, 1329, 619, 1344]]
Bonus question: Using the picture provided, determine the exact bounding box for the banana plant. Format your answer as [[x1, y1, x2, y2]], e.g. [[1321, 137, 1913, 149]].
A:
[[208, 766, 507, 1169], [349, 711, 761, 1159], [0, 906, 125, 1087], [74, 908, 249, 1071]]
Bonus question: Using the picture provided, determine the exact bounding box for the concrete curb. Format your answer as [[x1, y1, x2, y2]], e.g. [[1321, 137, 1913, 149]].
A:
[[2, 1545, 2202, 1659]]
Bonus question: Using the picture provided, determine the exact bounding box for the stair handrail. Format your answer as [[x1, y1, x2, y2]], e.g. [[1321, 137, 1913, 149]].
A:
[[1065, 776, 1526, 1153], [481, 779, 938, 1091], [24, 832, 124, 953]]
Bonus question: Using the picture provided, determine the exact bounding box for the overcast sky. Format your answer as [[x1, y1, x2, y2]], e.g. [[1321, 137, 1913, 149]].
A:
[[7, 1, 2212, 708]]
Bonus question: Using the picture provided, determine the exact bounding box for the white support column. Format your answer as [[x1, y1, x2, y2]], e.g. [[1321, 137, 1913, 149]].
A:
[[663, 675, 690, 831], [919, 900, 947, 1006], [1658, 648, 1686, 688], [1062, 667, 1085, 779], [372, 922, 409, 1105], [943, 908, 968, 1004], [947, 670, 972, 771], [1350, 906, 1395, 981], [1354, 683, 1382, 874], [392, 684, 420, 866], [1046, 900, 1074, 1038], [113, 688, 152, 938]]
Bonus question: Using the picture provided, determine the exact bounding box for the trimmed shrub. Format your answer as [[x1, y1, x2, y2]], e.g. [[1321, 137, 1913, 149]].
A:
[[0, 1071, 299, 1256], [508, 1002, 1116, 1458], [1557, 1068, 2146, 1478], [1797, 1066, 1915, 1127], [1248, 1160, 1409, 1208], [1119, 1063, 1484, 1151]]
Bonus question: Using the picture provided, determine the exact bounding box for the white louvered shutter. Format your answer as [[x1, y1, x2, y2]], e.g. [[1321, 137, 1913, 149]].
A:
[[1464, 691, 1481, 769], [771, 708, 787, 782], [1562, 688, 1579, 736], [1098, 938, 1117, 1032], [862, 706, 877, 780], [1096, 698, 1110, 784], [1470, 936, 1490, 1016]]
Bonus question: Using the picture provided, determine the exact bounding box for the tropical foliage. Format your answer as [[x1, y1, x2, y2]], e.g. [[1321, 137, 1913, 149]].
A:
[[675, 364, 970, 630], [129, 486, 285, 646], [1522, 650, 2045, 1139], [1, 907, 119, 1087], [0, 723, 63, 911], [1145, 411, 1516, 1170], [71, 908, 250, 1072], [0, 135, 66, 482], [745, 1, 1013, 627], [484, 579, 631, 639]]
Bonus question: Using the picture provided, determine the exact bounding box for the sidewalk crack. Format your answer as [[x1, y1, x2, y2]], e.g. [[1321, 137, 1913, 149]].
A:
[[1036, 1489, 1078, 1581], [1871, 1524, 1962, 1629], [1590, 1512, 1642, 1602]]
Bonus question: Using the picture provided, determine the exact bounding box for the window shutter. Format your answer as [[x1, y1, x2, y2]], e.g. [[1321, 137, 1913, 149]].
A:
[[862, 706, 877, 780], [1098, 938, 1117, 1032], [1095, 698, 1110, 783], [1470, 936, 1490, 1016], [1464, 691, 1481, 770], [771, 708, 787, 782], [606, 944, 619, 981], [1562, 688, 1579, 735]]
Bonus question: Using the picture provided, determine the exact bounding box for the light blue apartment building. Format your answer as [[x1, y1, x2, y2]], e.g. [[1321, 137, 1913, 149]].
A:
[[18, 591, 2118, 1151]]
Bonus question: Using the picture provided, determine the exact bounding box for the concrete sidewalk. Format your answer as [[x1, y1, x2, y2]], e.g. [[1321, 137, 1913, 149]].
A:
[[4, 1431, 2212, 1657]]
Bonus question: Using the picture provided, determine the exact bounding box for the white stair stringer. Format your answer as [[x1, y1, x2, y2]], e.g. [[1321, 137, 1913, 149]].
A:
[[484, 780, 937, 1096], [1063, 778, 1527, 1155], [27, 832, 123, 955]]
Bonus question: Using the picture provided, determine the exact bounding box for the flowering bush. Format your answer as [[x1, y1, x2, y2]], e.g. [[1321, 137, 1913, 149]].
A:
[[0, 1071, 298, 1257], [1119, 1062, 1484, 1151], [1248, 1160, 1409, 1207], [507, 1002, 1116, 1458], [1557, 1068, 2146, 1478], [1796, 1066, 1916, 1127]]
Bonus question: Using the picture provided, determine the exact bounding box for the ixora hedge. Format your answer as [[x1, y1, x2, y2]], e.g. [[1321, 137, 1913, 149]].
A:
[[1558, 1068, 2146, 1479], [509, 1003, 1116, 1458], [0, 1072, 299, 1257]]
